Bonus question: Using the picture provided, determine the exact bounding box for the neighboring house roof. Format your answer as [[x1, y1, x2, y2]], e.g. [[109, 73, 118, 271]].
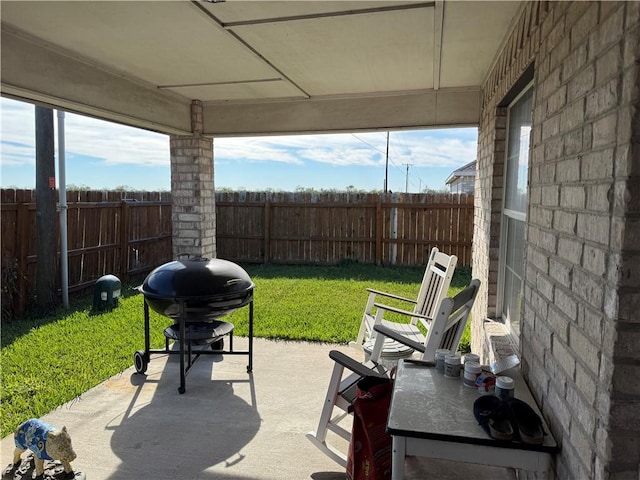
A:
[[445, 160, 477, 185]]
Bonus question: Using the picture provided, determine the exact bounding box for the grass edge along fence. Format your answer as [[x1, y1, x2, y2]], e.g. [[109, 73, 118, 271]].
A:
[[1, 190, 473, 317]]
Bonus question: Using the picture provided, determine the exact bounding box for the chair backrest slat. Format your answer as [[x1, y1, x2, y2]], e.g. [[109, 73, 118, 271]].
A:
[[421, 279, 481, 362]]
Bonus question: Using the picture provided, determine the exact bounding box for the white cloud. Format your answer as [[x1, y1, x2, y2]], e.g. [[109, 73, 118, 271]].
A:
[[301, 144, 382, 166], [388, 131, 477, 169], [214, 137, 303, 165], [1, 100, 36, 150], [0, 142, 35, 166], [1, 98, 169, 168], [63, 114, 169, 167]]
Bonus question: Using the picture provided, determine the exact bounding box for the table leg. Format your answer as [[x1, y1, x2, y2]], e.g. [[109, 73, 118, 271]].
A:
[[391, 436, 406, 480]]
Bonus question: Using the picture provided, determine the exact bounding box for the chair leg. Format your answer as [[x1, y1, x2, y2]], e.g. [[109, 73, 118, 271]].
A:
[[307, 361, 350, 466], [369, 332, 386, 364], [313, 361, 344, 443]]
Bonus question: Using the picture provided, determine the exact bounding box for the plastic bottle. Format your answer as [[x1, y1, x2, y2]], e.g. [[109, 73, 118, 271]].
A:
[[463, 353, 480, 365], [495, 376, 515, 399], [435, 349, 450, 373], [463, 361, 482, 388], [444, 353, 462, 378]]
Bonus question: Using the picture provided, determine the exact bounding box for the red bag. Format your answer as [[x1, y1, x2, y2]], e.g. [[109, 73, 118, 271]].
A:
[[346, 376, 393, 480]]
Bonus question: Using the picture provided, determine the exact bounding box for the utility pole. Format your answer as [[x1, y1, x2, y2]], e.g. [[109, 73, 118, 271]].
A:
[[35, 106, 58, 310], [403, 163, 412, 193]]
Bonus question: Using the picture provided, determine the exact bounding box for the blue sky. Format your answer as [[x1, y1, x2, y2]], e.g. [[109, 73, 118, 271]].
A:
[[1, 97, 478, 192]]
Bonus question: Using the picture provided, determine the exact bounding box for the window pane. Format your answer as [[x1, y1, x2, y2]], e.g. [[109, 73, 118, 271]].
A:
[[500, 85, 532, 342], [503, 217, 525, 334], [504, 88, 532, 214], [504, 267, 522, 337], [506, 217, 525, 278]]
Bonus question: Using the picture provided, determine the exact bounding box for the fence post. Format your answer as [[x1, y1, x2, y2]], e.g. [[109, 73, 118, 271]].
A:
[[264, 200, 271, 264], [120, 200, 130, 280], [375, 198, 382, 265], [390, 195, 398, 265], [17, 203, 29, 314]]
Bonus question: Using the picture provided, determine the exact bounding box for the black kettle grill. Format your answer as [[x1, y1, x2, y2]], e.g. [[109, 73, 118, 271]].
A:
[[134, 256, 255, 393]]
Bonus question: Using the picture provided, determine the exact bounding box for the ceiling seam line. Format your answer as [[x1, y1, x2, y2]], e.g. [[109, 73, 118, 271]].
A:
[[225, 30, 311, 99], [158, 78, 283, 89], [190, 1, 310, 99], [220, 3, 436, 28], [433, 1, 444, 91]]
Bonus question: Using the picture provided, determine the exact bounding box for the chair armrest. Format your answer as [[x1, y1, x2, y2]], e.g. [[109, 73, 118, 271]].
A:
[[372, 325, 426, 353], [372, 302, 431, 320], [366, 288, 417, 304], [329, 350, 387, 378]]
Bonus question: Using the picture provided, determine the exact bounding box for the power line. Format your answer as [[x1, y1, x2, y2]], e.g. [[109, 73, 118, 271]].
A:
[[393, 131, 428, 192], [350, 133, 387, 157], [351, 132, 427, 193]]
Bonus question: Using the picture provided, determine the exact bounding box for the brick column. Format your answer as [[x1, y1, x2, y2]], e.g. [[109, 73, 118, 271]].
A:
[[169, 100, 216, 259]]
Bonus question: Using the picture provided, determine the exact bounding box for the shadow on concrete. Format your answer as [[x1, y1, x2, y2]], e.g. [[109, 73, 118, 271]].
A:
[[105, 349, 260, 479], [0, 338, 360, 479]]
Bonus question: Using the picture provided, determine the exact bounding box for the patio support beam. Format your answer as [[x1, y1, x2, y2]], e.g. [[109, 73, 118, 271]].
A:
[[202, 88, 481, 137], [1, 27, 192, 135]]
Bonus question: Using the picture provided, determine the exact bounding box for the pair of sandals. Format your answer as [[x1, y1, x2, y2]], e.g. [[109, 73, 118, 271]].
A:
[[473, 396, 545, 445]]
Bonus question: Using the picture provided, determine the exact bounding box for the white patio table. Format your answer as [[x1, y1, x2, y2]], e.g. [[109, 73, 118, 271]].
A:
[[387, 359, 559, 479]]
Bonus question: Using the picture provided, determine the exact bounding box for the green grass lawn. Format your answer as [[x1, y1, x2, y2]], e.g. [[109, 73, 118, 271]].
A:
[[0, 263, 471, 438]]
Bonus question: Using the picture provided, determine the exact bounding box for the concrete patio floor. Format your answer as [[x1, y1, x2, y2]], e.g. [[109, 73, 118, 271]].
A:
[[1, 338, 516, 479]]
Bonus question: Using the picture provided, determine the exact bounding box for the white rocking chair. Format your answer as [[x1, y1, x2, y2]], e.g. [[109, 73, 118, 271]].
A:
[[307, 279, 481, 466], [350, 247, 457, 355]]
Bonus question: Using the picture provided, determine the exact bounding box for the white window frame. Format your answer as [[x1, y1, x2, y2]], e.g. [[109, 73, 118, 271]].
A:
[[497, 82, 534, 345]]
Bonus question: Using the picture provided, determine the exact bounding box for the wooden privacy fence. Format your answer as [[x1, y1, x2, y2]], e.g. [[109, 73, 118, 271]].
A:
[[216, 192, 474, 267], [1, 190, 473, 316], [1, 189, 172, 316]]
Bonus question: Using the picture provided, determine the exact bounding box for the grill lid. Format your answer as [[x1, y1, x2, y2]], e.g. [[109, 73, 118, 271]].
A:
[[141, 256, 254, 300], [139, 256, 254, 319]]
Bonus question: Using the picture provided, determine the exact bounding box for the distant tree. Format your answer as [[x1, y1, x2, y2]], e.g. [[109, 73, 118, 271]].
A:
[[429, 187, 450, 194], [66, 184, 92, 191], [295, 186, 319, 193]]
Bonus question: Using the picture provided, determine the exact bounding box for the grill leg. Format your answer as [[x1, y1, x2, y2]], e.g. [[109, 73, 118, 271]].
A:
[[178, 302, 186, 394], [144, 301, 151, 363], [248, 301, 254, 373]]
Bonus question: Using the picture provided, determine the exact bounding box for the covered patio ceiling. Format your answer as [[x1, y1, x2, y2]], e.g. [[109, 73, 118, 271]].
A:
[[1, 1, 521, 137]]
